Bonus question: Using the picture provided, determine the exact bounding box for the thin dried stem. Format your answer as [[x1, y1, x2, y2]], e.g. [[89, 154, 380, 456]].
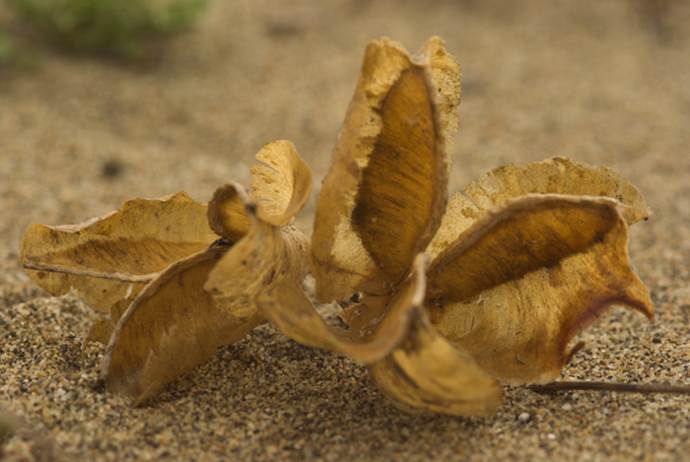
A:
[[529, 381, 690, 395]]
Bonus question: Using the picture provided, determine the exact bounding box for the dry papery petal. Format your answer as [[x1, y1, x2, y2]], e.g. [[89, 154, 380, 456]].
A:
[[418, 36, 461, 164], [206, 183, 250, 242], [426, 194, 654, 384], [208, 141, 312, 241], [259, 254, 502, 416], [367, 309, 502, 416], [101, 243, 263, 405], [427, 157, 651, 259], [205, 141, 312, 319], [204, 184, 310, 322], [379, 255, 499, 418], [19, 192, 218, 314], [258, 280, 396, 363], [104, 143, 312, 404], [311, 37, 454, 302], [250, 140, 313, 227]]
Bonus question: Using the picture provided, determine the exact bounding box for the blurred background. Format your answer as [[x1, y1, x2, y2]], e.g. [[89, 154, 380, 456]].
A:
[[0, 0, 688, 278]]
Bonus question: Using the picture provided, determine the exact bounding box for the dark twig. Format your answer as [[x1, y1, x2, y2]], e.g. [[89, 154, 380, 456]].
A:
[[529, 381, 690, 395]]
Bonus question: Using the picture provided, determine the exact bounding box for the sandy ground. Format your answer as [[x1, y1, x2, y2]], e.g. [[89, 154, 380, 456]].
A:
[[1, 0, 690, 460]]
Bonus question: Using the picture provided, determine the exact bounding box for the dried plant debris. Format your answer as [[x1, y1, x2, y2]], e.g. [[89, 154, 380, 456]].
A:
[[21, 140, 312, 405], [265, 37, 652, 415], [18, 37, 656, 415]]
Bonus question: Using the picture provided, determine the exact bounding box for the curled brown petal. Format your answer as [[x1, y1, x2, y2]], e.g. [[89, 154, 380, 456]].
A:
[[104, 151, 311, 403], [259, 254, 502, 416], [258, 256, 433, 363], [251, 140, 313, 227], [101, 243, 262, 405], [311, 37, 449, 302], [258, 266, 426, 364], [365, 254, 503, 416], [20, 191, 217, 312], [207, 183, 250, 242], [208, 141, 312, 240], [427, 157, 651, 259], [426, 194, 654, 384], [367, 311, 503, 416], [415, 36, 461, 164], [204, 183, 309, 322], [257, 282, 396, 362]]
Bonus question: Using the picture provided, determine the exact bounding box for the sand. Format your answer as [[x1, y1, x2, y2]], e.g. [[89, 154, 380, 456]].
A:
[[1, 0, 690, 460]]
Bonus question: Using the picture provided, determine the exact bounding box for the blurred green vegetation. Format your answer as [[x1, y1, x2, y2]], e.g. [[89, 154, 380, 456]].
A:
[[3, 0, 208, 59], [0, 24, 16, 63]]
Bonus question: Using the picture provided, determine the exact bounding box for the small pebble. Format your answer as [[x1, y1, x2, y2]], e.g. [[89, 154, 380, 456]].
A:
[[517, 412, 531, 423]]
